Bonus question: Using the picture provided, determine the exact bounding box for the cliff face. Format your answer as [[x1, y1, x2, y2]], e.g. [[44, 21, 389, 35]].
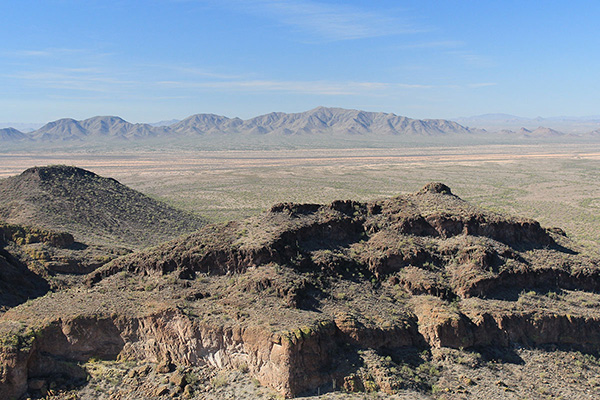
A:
[[0, 310, 332, 398], [2, 183, 600, 398], [5, 304, 600, 398], [0, 247, 50, 311], [0, 221, 129, 313]]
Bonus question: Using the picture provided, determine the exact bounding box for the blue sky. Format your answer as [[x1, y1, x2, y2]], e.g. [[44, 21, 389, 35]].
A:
[[1, 0, 599, 122]]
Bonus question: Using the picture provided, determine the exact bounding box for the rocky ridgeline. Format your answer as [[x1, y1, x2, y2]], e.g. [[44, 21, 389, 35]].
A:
[[0, 221, 129, 315], [2, 183, 600, 398], [88, 182, 577, 297]]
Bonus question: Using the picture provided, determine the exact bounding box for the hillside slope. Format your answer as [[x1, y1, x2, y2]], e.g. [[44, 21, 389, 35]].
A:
[[0, 244, 49, 311], [0, 166, 205, 248], [0, 128, 27, 141]]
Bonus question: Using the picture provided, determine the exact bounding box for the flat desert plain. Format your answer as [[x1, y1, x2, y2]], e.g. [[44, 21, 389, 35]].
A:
[[2, 142, 600, 249]]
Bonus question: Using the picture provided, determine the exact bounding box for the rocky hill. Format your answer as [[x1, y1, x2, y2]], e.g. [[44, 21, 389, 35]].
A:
[[0, 166, 205, 249], [2, 183, 600, 399], [0, 107, 478, 141]]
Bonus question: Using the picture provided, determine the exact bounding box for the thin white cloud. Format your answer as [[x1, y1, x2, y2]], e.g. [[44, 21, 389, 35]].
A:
[[6, 48, 88, 58], [446, 51, 495, 68], [142, 63, 244, 80], [159, 79, 360, 95], [7, 61, 490, 98], [157, 79, 433, 95], [397, 40, 464, 50], [468, 82, 497, 88], [224, 0, 421, 41], [8, 69, 139, 92], [12, 50, 53, 57]]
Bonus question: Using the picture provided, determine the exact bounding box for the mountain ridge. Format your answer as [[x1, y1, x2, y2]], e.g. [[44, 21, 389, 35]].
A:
[[1, 107, 480, 141], [456, 113, 600, 134], [0, 128, 27, 141], [7, 107, 600, 142]]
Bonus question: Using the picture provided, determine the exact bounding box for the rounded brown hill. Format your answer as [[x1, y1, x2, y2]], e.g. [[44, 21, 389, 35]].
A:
[[0, 165, 204, 248]]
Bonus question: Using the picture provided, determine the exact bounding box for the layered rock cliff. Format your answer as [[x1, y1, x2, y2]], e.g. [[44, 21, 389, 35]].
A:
[[2, 183, 600, 399]]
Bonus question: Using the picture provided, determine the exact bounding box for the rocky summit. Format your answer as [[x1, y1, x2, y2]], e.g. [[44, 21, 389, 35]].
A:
[[1, 183, 600, 399]]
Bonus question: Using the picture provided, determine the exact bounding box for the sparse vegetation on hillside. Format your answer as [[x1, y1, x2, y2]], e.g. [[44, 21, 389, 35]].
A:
[[0, 165, 205, 249], [0, 221, 74, 247]]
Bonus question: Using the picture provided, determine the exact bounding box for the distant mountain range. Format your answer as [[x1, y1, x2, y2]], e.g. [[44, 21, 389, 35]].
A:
[[455, 113, 600, 134], [496, 126, 566, 138], [0, 107, 479, 142], [458, 113, 600, 123], [4, 107, 600, 142]]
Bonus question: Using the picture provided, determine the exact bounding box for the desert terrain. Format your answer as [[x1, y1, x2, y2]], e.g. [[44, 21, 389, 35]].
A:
[[4, 0, 600, 398], [2, 141, 600, 247], [2, 139, 600, 400]]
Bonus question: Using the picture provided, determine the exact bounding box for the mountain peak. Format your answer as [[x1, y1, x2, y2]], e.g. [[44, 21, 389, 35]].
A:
[[0, 127, 27, 141], [83, 115, 128, 124]]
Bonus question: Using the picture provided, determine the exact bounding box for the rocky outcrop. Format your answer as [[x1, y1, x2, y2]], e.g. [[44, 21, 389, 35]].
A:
[[0, 223, 74, 248], [88, 182, 570, 299], [0, 311, 340, 398], [3, 183, 600, 398], [6, 300, 600, 399], [0, 247, 50, 311], [0, 343, 31, 399], [415, 302, 600, 351], [0, 221, 127, 312]]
